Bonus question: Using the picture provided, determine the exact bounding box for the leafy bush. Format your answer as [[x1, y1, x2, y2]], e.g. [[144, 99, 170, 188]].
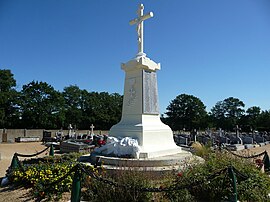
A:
[[81, 168, 156, 202], [166, 150, 270, 202]]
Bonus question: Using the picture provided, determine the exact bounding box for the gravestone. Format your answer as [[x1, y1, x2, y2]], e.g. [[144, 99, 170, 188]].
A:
[[226, 144, 245, 151], [109, 4, 181, 158], [202, 136, 211, 145], [68, 124, 74, 138], [60, 140, 94, 153], [254, 135, 265, 143], [191, 129, 197, 142], [176, 136, 188, 145], [242, 136, 254, 144], [219, 136, 230, 144], [90, 124, 95, 135], [235, 125, 243, 145]]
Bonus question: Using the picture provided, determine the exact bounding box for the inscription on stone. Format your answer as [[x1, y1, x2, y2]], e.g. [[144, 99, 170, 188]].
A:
[[143, 70, 159, 114], [127, 78, 136, 107]]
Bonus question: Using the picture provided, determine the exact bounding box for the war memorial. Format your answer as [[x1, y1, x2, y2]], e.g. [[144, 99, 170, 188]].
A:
[[88, 4, 201, 171], [1, 3, 270, 202]]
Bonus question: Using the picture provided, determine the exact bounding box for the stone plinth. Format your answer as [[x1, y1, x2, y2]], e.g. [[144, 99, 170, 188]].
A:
[[82, 151, 204, 173], [109, 55, 181, 158]]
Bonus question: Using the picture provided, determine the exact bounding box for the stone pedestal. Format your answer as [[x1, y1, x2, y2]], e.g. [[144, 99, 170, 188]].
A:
[[109, 55, 181, 158]]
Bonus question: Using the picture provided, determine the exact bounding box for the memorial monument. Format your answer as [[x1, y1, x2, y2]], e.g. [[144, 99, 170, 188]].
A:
[[109, 4, 181, 158]]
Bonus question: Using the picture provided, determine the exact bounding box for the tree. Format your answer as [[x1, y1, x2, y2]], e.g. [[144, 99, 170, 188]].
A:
[[20, 81, 65, 129], [62, 85, 83, 129], [165, 94, 208, 131], [210, 97, 245, 130], [245, 106, 261, 131], [62, 86, 123, 130], [257, 110, 270, 131], [81, 91, 123, 130], [0, 69, 20, 128]]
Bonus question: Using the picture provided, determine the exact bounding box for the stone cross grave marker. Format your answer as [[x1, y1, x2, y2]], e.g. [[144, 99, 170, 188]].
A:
[[90, 124, 95, 135]]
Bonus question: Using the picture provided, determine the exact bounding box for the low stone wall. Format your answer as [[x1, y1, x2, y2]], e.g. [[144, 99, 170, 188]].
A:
[[4, 129, 25, 143], [0, 129, 110, 143]]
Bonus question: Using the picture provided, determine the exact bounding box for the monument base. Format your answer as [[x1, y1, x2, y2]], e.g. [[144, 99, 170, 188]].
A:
[[81, 151, 204, 174], [138, 147, 181, 159], [109, 114, 182, 158]]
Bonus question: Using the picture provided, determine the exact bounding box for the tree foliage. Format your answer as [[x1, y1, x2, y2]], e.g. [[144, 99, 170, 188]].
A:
[[165, 94, 208, 131], [62, 86, 123, 130], [1, 69, 270, 131], [210, 97, 245, 130], [0, 69, 19, 128], [20, 81, 65, 129]]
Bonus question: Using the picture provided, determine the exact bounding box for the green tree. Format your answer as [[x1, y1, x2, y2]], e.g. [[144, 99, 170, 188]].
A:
[[165, 94, 208, 131], [82, 92, 122, 130], [0, 69, 20, 128], [20, 81, 65, 129], [62, 86, 123, 130], [62, 85, 83, 129], [245, 106, 261, 131], [257, 110, 270, 131], [210, 97, 245, 130]]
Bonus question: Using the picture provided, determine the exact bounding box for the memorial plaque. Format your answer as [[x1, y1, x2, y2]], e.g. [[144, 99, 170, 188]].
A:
[[143, 70, 159, 114]]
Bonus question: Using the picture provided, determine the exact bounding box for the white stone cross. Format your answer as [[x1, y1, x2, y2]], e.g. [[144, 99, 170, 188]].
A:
[[129, 4, 153, 57], [90, 124, 95, 135]]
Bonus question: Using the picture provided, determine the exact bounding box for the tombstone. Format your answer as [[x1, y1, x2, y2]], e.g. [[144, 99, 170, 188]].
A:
[[263, 132, 270, 141], [178, 136, 188, 145], [235, 125, 243, 145], [42, 130, 52, 142], [68, 124, 73, 138], [219, 136, 230, 144], [191, 129, 197, 142], [82, 134, 87, 139], [173, 135, 188, 146], [60, 140, 94, 153], [254, 135, 265, 143], [242, 136, 254, 144], [226, 144, 245, 151], [202, 136, 211, 145], [90, 124, 95, 135], [109, 4, 181, 158]]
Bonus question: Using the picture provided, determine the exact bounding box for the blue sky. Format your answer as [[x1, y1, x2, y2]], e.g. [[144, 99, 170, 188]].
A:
[[1, 0, 270, 114]]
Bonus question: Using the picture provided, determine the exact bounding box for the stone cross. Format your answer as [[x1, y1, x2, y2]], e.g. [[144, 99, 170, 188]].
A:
[[129, 4, 153, 57], [90, 124, 95, 135]]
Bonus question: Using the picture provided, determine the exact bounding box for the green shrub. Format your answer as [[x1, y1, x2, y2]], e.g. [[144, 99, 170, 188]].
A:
[[81, 168, 154, 202], [167, 150, 270, 202]]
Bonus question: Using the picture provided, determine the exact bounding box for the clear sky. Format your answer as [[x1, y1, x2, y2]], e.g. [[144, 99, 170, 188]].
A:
[[1, 0, 270, 114]]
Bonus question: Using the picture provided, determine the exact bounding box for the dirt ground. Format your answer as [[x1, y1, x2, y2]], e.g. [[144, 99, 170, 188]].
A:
[[1, 142, 270, 202], [0, 142, 48, 177]]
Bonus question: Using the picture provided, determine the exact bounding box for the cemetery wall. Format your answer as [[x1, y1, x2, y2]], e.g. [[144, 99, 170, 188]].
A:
[[5, 129, 25, 143], [25, 129, 44, 138], [0, 129, 110, 143]]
